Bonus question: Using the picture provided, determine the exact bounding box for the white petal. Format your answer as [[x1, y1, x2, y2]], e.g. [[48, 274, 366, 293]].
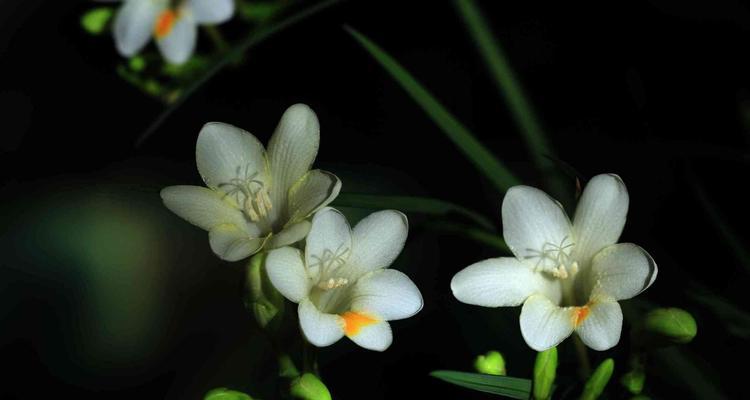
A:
[[520, 294, 575, 351], [113, 0, 162, 56], [351, 269, 422, 321], [161, 185, 255, 233], [348, 320, 393, 352], [452, 258, 562, 307], [349, 210, 408, 276], [575, 300, 623, 351], [267, 104, 320, 208], [155, 11, 197, 64], [189, 0, 234, 24], [588, 243, 657, 301], [286, 169, 341, 223], [572, 174, 629, 265], [196, 122, 269, 198], [266, 220, 311, 249], [266, 247, 310, 302], [502, 186, 573, 270], [208, 224, 264, 261], [305, 208, 352, 278], [298, 298, 344, 347]]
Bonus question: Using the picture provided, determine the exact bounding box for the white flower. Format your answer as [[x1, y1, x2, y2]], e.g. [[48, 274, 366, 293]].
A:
[[161, 104, 341, 261], [451, 174, 657, 351], [265, 207, 423, 351], [109, 0, 234, 64]]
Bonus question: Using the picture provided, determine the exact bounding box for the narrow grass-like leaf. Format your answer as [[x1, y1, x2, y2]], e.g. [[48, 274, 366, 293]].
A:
[[333, 192, 496, 231], [345, 26, 520, 192], [430, 370, 531, 398], [135, 0, 343, 146], [689, 174, 750, 275], [581, 358, 614, 400], [454, 0, 564, 198], [425, 220, 509, 253]]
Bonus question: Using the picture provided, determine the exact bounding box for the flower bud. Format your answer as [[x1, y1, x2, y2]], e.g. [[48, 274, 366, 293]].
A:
[[581, 358, 614, 400], [621, 367, 645, 395], [245, 252, 285, 328], [533, 347, 557, 400], [204, 388, 253, 400], [290, 373, 332, 400], [643, 308, 697, 345], [474, 350, 506, 375]]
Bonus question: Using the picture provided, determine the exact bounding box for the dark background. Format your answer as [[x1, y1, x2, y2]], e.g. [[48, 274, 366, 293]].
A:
[[1, 0, 748, 398]]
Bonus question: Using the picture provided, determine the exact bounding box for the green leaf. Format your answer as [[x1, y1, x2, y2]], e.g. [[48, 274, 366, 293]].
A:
[[204, 388, 253, 400], [81, 7, 113, 35], [688, 287, 750, 339], [425, 220, 509, 253], [430, 370, 532, 399], [581, 358, 614, 400], [689, 174, 750, 275], [135, 0, 343, 146], [533, 347, 557, 400], [238, 1, 284, 22], [345, 26, 520, 193], [333, 192, 496, 231], [453, 0, 566, 198]]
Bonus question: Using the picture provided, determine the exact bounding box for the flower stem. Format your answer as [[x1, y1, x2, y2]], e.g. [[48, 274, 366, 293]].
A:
[[203, 26, 229, 52], [574, 335, 592, 379]]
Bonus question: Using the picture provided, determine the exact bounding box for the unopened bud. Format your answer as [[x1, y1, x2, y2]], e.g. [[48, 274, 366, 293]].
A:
[[204, 388, 253, 400], [246, 252, 285, 328], [290, 373, 332, 400], [474, 350, 506, 375], [533, 347, 557, 400], [581, 358, 614, 400], [643, 308, 697, 345]]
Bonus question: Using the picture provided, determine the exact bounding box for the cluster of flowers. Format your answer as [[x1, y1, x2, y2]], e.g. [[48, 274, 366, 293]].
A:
[[162, 104, 657, 352]]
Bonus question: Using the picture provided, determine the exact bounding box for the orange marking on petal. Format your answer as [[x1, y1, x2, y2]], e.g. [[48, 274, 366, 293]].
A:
[[572, 305, 591, 327], [154, 9, 177, 39], [341, 311, 378, 336]]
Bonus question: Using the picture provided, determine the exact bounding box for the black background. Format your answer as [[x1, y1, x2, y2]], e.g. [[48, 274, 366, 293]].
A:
[[1, 0, 748, 399]]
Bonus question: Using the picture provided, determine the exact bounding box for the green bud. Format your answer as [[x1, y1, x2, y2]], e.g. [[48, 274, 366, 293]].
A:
[[204, 388, 253, 400], [129, 56, 147, 72], [643, 308, 697, 344], [621, 367, 645, 395], [474, 350, 506, 375], [581, 358, 614, 400], [533, 347, 557, 400], [290, 373, 332, 400], [81, 7, 113, 35], [246, 252, 285, 328]]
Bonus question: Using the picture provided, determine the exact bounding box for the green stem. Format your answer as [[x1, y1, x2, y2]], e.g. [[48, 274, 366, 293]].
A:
[[203, 25, 229, 52], [278, 353, 301, 378], [573, 335, 591, 379]]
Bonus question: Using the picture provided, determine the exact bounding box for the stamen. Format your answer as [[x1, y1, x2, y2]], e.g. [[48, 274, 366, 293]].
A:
[[317, 277, 349, 290]]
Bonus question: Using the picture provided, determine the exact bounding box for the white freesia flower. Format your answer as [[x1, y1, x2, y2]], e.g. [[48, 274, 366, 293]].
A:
[[161, 104, 341, 261], [108, 0, 234, 64], [265, 207, 423, 351], [451, 174, 657, 351]]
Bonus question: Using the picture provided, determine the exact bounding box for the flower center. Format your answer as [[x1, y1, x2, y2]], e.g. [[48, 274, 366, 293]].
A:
[[218, 164, 275, 224], [528, 236, 578, 280], [308, 245, 353, 314], [154, 9, 178, 39]]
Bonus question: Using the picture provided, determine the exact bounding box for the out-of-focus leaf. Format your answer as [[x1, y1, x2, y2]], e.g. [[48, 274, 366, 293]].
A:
[[81, 7, 113, 35], [136, 0, 343, 146], [430, 370, 532, 398], [453, 0, 566, 198], [425, 220, 509, 253], [238, 1, 284, 21], [690, 173, 750, 275], [652, 347, 728, 400], [345, 26, 520, 193], [581, 358, 614, 400], [333, 192, 496, 231], [688, 288, 750, 339]]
